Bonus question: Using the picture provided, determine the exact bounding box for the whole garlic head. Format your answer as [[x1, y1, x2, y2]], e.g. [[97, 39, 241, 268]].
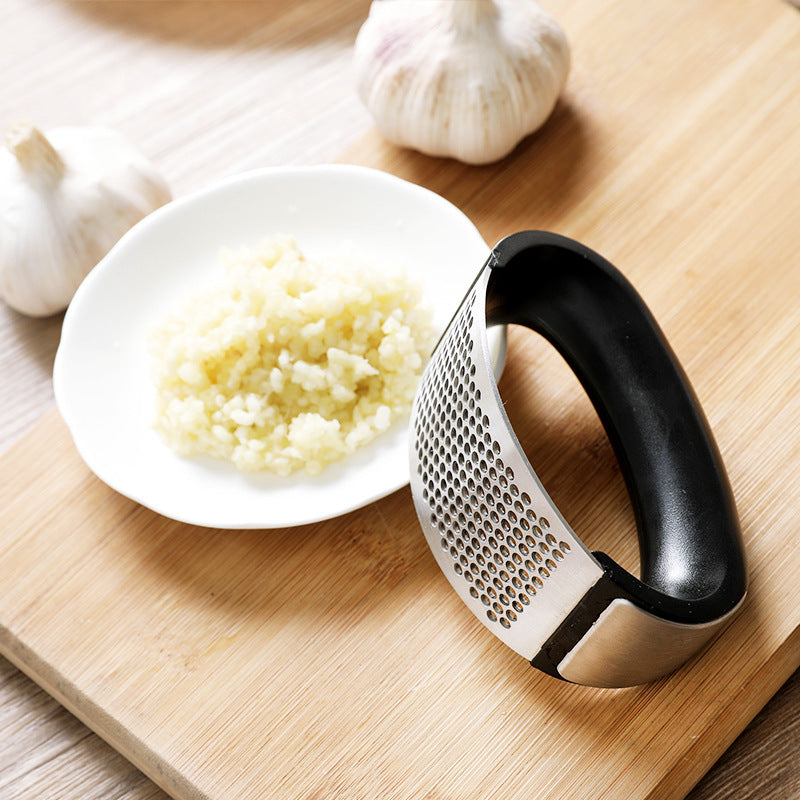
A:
[[354, 0, 570, 165], [0, 124, 171, 317]]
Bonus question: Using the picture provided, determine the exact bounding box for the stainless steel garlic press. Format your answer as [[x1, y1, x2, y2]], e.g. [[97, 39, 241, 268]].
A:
[[409, 231, 747, 688]]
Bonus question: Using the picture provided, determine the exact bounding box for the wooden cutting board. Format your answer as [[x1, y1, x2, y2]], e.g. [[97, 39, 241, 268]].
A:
[[2, 1, 800, 798]]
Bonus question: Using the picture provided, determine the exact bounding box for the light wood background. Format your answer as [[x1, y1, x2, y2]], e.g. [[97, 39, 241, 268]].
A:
[[1, 1, 799, 798]]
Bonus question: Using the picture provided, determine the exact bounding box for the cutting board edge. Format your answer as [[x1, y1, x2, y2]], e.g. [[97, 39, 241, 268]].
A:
[[649, 624, 800, 800], [5, 610, 800, 800], [0, 623, 205, 800]]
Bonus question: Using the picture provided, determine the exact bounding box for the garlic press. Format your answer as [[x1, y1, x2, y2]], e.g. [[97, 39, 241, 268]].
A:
[[409, 231, 747, 688]]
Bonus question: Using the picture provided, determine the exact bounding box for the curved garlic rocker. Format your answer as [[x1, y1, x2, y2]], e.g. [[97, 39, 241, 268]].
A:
[[410, 231, 747, 687]]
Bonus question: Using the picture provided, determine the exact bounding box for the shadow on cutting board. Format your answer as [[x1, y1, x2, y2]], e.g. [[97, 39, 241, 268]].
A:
[[337, 96, 597, 248]]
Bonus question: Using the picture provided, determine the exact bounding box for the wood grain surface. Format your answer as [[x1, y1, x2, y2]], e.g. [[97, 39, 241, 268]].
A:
[[1, 1, 799, 799]]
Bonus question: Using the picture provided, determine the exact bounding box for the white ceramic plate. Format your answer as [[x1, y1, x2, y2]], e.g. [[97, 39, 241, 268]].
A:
[[54, 164, 504, 529]]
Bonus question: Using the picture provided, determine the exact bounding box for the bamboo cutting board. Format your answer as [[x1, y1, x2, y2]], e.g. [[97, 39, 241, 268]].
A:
[[2, 1, 800, 798]]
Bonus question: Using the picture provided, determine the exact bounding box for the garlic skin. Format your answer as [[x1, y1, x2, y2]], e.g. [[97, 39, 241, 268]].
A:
[[0, 124, 171, 317], [354, 0, 570, 165]]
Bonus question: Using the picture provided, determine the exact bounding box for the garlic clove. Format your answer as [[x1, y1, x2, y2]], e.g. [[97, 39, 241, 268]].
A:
[[0, 124, 171, 317], [354, 0, 570, 165]]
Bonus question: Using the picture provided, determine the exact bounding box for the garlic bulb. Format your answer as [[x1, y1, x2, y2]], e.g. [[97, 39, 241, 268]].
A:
[[354, 0, 570, 165], [0, 124, 171, 317]]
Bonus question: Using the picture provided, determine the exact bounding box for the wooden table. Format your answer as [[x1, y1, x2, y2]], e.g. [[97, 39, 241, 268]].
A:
[[1, 1, 799, 798]]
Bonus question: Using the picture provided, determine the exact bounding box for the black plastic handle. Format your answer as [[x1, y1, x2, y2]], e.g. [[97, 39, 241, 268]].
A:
[[485, 231, 746, 624]]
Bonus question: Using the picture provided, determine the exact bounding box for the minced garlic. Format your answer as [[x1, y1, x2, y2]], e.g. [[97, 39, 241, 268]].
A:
[[148, 235, 434, 476]]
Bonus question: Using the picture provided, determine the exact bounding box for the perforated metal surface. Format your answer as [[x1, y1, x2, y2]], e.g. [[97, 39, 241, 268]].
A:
[[410, 268, 603, 660]]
